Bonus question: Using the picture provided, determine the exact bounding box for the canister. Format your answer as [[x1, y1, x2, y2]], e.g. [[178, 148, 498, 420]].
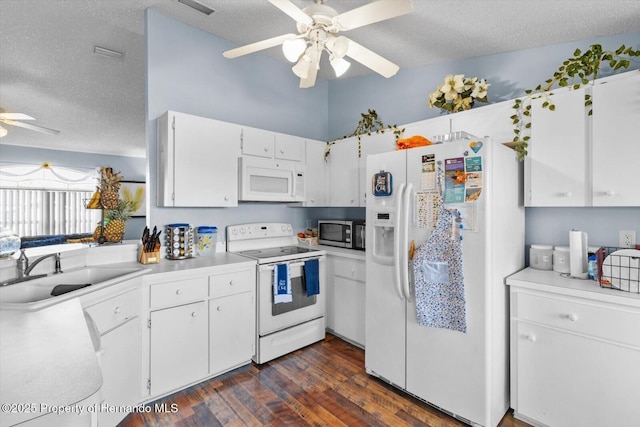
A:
[[165, 223, 194, 260], [196, 226, 217, 256], [553, 246, 571, 273], [530, 244, 553, 270]]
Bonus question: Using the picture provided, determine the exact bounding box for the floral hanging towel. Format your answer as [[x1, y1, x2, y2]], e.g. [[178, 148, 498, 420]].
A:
[[413, 172, 467, 333]]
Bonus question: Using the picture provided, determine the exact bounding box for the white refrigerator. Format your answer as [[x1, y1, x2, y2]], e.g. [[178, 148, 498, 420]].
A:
[[365, 136, 524, 426]]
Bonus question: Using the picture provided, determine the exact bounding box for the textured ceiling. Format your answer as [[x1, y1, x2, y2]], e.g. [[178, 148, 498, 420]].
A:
[[1, 0, 639, 157]]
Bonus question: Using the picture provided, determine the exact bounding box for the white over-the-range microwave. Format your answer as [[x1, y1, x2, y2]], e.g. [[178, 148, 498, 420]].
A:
[[238, 157, 306, 202]]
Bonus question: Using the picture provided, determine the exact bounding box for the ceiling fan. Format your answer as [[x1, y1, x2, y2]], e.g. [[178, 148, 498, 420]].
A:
[[0, 108, 60, 137], [223, 0, 414, 88]]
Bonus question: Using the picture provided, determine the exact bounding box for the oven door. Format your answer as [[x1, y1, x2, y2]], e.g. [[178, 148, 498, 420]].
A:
[[257, 256, 325, 336]]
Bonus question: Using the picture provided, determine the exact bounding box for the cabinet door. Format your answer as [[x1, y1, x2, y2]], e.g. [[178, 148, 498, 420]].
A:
[[332, 276, 366, 347], [592, 71, 640, 206], [513, 321, 640, 426], [275, 133, 304, 162], [304, 139, 328, 206], [99, 317, 140, 427], [210, 292, 254, 375], [358, 132, 397, 206], [149, 301, 208, 396], [526, 89, 587, 206], [328, 137, 359, 206], [242, 126, 274, 158], [160, 111, 240, 207]]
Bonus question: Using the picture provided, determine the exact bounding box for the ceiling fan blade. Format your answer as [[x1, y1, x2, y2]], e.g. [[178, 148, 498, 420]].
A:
[[334, 0, 413, 31], [300, 48, 320, 88], [269, 0, 314, 26], [223, 33, 297, 59], [0, 118, 60, 136], [0, 112, 35, 120], [344, 38, 399, 78]]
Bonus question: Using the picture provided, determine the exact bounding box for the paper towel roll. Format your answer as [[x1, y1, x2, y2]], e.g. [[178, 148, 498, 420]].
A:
[[569, 230, 588, 278]]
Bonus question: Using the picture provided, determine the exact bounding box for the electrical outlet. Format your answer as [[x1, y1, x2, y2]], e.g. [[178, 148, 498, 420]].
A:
[[619, 230, 636, 248]]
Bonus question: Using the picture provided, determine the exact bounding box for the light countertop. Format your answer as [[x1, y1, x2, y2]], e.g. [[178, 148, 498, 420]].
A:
[[313, 245, 366, 260], [506, 268, 640, 307], [0, 298, 102, 426]]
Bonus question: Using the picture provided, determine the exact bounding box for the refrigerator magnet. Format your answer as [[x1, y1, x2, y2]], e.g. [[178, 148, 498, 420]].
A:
[[372, 170, 392, 196]]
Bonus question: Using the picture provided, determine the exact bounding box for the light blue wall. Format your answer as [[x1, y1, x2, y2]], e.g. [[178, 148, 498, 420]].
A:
[[145, 9, 330, 238], [327, 31, 640, 251]]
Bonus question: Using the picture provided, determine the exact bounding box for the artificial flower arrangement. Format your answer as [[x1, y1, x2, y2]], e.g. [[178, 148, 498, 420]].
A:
[[429, 74, 490, 113]]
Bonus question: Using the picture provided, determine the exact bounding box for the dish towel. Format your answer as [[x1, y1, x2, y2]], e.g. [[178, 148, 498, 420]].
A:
[[273, 263, 292, 304], [303, 258, 320, 297]]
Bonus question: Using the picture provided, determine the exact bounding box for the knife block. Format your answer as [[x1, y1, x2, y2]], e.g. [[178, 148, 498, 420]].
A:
[[139, 245, 161, 264]]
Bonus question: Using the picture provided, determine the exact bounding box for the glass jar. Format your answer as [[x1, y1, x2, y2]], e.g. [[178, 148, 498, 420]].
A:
[[530, 244, 553, 270]]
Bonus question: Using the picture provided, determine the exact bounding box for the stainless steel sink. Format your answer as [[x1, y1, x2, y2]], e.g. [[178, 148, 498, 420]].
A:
[[0, 266, 145, 308]]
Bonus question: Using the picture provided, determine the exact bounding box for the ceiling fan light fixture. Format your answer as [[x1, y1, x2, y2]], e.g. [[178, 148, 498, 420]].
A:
[[0, 125, 7, 138], [292, 56, 310, 79], [282, 38, 307, 62], [327, 35, 350, 58], [330, 55, 351, 77]]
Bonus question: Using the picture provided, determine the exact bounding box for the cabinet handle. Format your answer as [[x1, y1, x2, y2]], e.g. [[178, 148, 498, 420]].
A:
[[526, 334, 537, 342], [217, 306, 223, 311], [604, 190, 616, 197], [224, 196, 229, 201], [264, 147, 269, 152], [113, 306, 120, 314], [229, 280, 235, 286], [191, 311, 198, 317], [566, 313, 578, 322], [280, 149, 285, 154], [176, 289, 183, 295], [310, 199, 315, 203], [560, 192, 572, 198]]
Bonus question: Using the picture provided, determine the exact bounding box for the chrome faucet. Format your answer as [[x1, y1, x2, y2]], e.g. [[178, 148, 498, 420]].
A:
[[17, 249, 63, 278]]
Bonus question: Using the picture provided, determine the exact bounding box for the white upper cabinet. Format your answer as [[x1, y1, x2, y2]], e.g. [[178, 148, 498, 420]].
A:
[[526, 88, 588, 206], [241, 127, 304, 162], [241, 126, 274, 158], [304, 139, 328, 206], [358, 132, 397, 206], [525, 70, 640, 207], [327, 137, 360, 206], [591, 71, 640, 206], [157, 111, 240, 207]]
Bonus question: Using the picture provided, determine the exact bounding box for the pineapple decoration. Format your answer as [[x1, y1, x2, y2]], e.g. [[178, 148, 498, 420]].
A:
[[104, 199, 136, 243], [99, 167, 123, 209]]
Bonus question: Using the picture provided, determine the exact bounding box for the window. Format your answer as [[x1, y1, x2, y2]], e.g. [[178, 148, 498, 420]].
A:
[[0, 163, 100, 237]]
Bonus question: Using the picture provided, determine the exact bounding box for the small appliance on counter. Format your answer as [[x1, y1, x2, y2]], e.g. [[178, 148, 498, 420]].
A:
[[317, 219, 365, 250], [165, 223, 193, 260]]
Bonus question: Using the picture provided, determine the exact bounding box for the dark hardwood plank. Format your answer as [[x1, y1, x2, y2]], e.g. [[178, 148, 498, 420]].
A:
[[119, 334, 530, 427]]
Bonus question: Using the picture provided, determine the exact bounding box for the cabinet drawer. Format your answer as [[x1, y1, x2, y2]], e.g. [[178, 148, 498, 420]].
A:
[[209, 269, 254, 299], [515, 292, 640, 347], [149, 276, 208, 309], [85, 288, 139, 334], [333, 257, 365, 282]]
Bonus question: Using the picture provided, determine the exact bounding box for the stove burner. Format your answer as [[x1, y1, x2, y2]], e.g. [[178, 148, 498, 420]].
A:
[[238, 245, 317, 260]]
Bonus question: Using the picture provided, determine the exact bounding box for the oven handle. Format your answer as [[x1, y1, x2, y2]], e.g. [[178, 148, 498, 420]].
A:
[[258, 257, 323, 271]]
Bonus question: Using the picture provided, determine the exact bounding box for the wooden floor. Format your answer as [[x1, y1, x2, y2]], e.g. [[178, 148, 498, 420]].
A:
[[119, 334, 530, 427]]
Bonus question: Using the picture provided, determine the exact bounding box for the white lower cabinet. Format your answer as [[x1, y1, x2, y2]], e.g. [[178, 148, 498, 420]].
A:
[[82, 282, 141, 427], [143, 263, 256, 400], [326, 253, 366, 347], [149, 301, 209, 396], [508, 273, 640, 427], [210, 292, 254, 375]]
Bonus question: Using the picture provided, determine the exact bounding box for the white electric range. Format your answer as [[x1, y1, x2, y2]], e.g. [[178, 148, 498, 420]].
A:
[[226, 223, 326, 364]]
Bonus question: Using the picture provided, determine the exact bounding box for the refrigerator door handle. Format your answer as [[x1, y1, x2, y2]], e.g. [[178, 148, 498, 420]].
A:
[[393, 183, 406, 300], [401, 182, 413, 302]]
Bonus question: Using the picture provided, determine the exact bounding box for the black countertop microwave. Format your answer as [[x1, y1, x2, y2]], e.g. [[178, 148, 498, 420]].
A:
[[317, 220, 365, 250]]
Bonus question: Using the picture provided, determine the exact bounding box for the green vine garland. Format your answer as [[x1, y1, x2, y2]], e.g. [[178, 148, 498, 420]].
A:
[[510, 43, 640, 160], [324, 109, 405, 162]]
